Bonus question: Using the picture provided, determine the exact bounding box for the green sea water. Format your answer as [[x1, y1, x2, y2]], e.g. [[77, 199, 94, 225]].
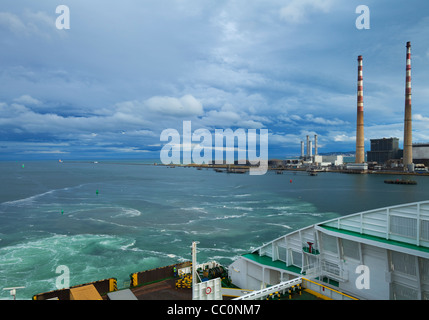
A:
[[0, 160, 428, 300]]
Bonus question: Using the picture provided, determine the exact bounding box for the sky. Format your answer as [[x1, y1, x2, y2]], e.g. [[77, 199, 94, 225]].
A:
[[0, 0, 429, 161]]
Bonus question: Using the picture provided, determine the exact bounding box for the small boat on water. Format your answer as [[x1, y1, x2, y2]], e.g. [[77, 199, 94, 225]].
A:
[[384, 179, 417, 185], [227, 169, 247, 174], [307, 169, 318, 176]]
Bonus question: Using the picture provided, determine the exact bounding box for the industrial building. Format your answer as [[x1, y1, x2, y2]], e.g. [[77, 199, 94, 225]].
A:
[[413, 144, 429, 167], [367, 138, 402, 164], [298, 134, 344, 167], [287, 41, 428, 173], [314, 155, 343, 167], [300, 135, 318, 161]]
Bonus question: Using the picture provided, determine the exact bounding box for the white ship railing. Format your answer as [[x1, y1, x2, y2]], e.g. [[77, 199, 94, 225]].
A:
[[233, 277, 302, 300]]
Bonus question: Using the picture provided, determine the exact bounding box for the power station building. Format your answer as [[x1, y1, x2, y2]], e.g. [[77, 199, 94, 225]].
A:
[[367, 138, 402, 164], [413, 144, 429, 167], [290, 41, 427, 171]]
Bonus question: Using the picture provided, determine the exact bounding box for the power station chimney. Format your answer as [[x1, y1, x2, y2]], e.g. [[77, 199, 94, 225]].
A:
[[301, 141, 305, 158], [403, 41, 413, 169], [309, 141, 312, 158], [355, 55, 365, 163], [306, 135, 310, 157], [314, 134, 318, 156]]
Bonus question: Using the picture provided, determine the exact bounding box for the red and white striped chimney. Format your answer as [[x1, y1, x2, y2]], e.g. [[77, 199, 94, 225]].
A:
[[355, 55, 365, 163], [403, 41, 413, 169]]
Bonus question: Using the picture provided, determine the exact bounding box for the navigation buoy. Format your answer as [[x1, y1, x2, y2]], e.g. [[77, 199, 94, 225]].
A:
[[290, 179, 292, 183], [22, 164, 25, 168], [96, 190, 99, 195], [61, 209, 64, 215]]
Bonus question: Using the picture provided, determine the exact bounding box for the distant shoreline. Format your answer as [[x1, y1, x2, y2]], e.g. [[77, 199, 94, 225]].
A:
[[36, 159, 429, 176]]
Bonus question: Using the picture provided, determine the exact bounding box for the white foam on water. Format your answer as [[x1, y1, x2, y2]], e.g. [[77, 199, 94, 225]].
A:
[[1, 189, 56, 207], [198, 247, 245, 254], [1, 184, 89, 207], [120, 240, 136, 251], [265, 223, 293, 229], [213, 204, 254, 211], [266, 205, 294, 211], [294, 212, 322, 217], [213, 213, 248, 220], [0, 233, 143, 300], [180, 207, 209, 214], [230, 206, 254, 211], [265, 212, 293, 217], [234, 193, 252, 198], [111, 207, 142, 218], [199, 194, 230, 198], [81, 218, 139, 229]]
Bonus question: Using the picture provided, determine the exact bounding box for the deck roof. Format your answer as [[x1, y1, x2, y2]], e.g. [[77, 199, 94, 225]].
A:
[[319, 200, 429, 250], [319, 225, 429, 256]]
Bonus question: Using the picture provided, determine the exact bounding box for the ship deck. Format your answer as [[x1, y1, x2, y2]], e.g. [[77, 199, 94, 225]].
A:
[[108, 277, 323, 300], [103, 278, 192, 300], [130, 278, 191, 300]]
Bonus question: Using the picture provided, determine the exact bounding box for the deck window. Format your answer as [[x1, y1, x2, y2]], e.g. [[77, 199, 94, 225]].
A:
[[392, 283, 418, 300], [420, 258, 429, 282], [277, 246, 287, 262], [291, 250, 302, 268], [321, 233, 338, 254], [390, 251, 416, 276], [341, 238, 360, 261]]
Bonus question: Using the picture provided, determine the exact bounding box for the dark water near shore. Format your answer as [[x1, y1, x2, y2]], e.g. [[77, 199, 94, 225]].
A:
[[1, 160, 428, 299]]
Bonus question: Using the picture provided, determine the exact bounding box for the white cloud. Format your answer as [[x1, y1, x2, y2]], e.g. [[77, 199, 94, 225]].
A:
[[147, 94, 203, 116], [0, 12, 27, 34], [277, 113, 347, 126], [333, 133, 355, 142], [202, 110, 241, 124], [117, 94, 204, 118], [0, 10, 55, 38], [22, 150, 69, 154], [14, 95, 41, 105], [216, 13, 242, 42], [237, 119, 264, 129], [124, 130, 157, 137], [413, 114, 429, 122], [1, 1, 429, 159], [280, 0, 335, 24], [304, 114, 348, 126]]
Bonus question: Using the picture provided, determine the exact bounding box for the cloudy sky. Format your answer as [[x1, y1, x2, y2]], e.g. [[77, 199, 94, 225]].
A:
[[1, 0, 429, 160]]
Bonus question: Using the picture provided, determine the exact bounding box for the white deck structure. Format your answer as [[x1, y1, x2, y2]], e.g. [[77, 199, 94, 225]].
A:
[[228, 201, 429, 300]]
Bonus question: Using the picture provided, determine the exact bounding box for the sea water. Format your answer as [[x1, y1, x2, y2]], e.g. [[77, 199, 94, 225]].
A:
[[1, 160, 428, 300]]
